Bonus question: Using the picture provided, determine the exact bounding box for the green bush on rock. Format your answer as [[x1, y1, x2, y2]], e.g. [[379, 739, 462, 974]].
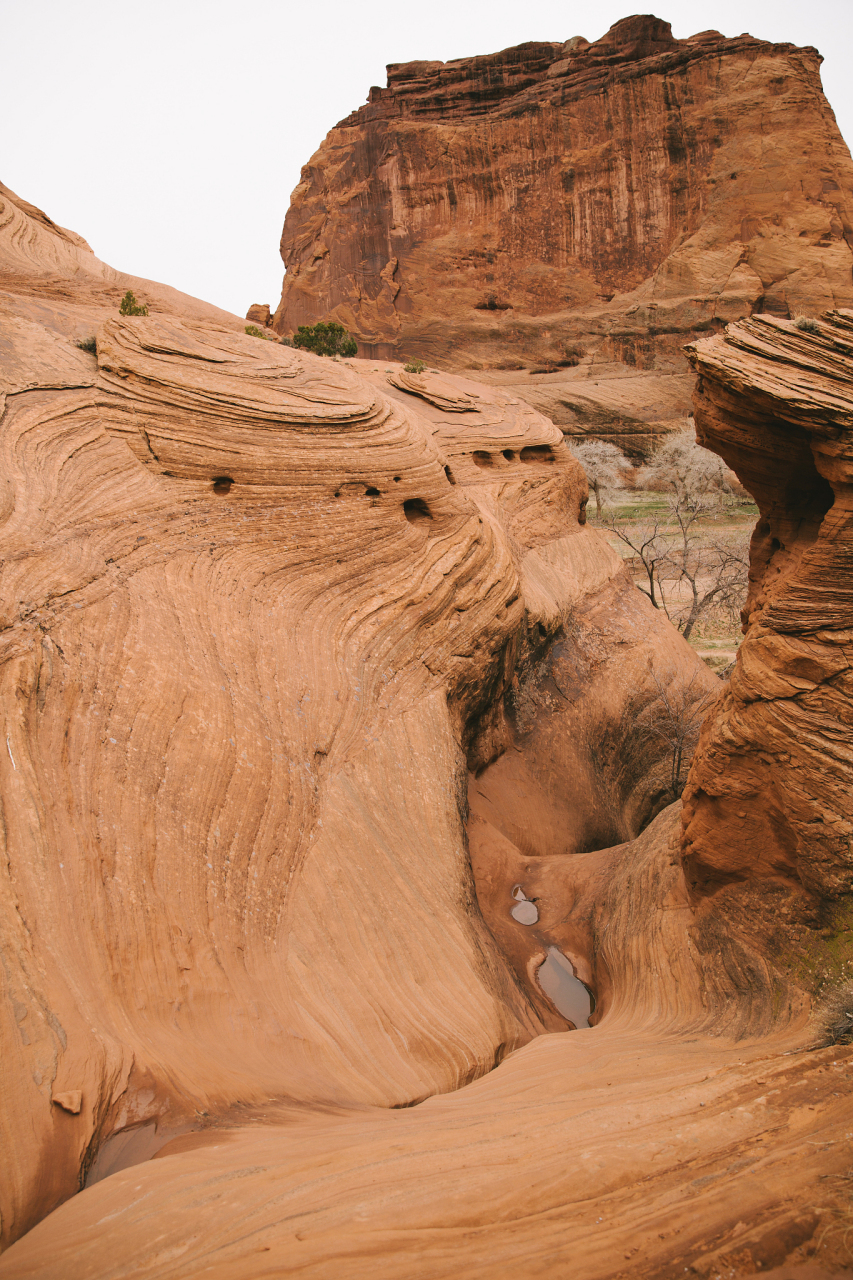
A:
[[119, 290, 148, 316], [292, 322, 357, 358]]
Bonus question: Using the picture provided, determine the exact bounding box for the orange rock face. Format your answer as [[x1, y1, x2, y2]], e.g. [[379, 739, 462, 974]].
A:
[[245, 303, 272, 326], [2, 185, 853, 1279], [273, 15, 853, 450], [683, 312, 853, 985]]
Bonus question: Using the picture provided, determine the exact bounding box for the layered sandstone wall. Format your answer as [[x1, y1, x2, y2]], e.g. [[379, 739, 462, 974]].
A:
[[683, 311, 853, 993], [273, 14, 853, 450]]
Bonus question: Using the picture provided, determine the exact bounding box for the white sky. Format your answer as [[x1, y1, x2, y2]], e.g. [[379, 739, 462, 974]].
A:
[[3, 0, 852, 317]]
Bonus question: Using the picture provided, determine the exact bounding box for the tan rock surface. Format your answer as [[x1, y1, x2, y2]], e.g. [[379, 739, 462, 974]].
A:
[[1, 191, 852, 1279], [273, 15, 853, 452]]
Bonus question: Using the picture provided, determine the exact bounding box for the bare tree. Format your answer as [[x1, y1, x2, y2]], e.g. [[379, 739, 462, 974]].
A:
[[605, 516, 670, 611], [569, 439, 628, 517], [642, 428, 736, 506], [638, 662, 715, 801], [604, 495, 749, 639], [660, 501, 750, 641]]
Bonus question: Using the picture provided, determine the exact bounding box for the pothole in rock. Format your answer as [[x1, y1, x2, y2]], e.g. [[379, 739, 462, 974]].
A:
[[509, 886, 594, 1029], [537, 947, 593, 1029]]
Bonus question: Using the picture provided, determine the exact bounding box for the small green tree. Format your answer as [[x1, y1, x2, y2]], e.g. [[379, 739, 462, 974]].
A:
[[292, 321, 357, 358], [119, 290, 148, 316], [404, 358, 426, 374], [245, 324, 273, 340]]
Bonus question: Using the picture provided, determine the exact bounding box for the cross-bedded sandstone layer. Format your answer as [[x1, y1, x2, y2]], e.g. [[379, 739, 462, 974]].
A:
[[272, 14, 853, 452], [684, 312, 853, 998], [2, 188, 853, 1279]]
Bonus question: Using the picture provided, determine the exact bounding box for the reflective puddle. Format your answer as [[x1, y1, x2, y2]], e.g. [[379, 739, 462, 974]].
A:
[[537, 946, 593, 1028]]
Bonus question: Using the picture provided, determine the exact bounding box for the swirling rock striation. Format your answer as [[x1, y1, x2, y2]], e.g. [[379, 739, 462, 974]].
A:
[[2, 189, 853, 1279]]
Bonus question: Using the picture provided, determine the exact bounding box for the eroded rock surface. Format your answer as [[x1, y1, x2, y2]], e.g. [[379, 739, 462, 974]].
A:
[[1, 190, 852, 1280], [684, 311, 853, 993], [273, 15, 853, 451]]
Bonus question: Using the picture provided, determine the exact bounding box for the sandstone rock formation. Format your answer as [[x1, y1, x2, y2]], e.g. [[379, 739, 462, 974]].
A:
[[1, 186, 852, 1279], [684, 311, 853, 996], [245, 303, 272, 326], [273, 15, 853, 452]]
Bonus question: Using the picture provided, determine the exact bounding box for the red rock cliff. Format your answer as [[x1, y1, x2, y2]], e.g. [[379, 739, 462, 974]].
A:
[[273, 15, 853, 393]]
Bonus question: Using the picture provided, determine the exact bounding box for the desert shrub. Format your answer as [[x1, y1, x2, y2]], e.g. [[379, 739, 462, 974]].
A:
[[119, 290, 148, 316], [279, 336, 293, 347], [794, 315, 819, 333], [291, 321, 357, 358], [404, 359, 426, 374], [76, 337, 97, 354], [814, 979, 853, 1046], [245, 324, 274, 340]]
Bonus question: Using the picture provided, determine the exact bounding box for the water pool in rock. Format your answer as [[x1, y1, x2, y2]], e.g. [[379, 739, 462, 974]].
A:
[[537, 946, 593, 1028]]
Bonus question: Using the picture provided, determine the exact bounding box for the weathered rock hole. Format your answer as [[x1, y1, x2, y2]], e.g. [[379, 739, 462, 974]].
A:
[[536, 948, 594, 1028], [502, 449, 515, 461], [365, 486, 381, 497], [474, 296, 511, 311], [404, 498, 432, 525], [444, 465, 456, 485], [520, 445, 555, 464], [334, 490, 341, 498], [473, 451, 494, 468], [212, 476, 234, 494], [393, 476, 401, 483]]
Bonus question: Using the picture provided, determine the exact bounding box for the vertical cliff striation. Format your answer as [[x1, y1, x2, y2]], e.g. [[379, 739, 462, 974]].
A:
[[273, 15, 853, 449]]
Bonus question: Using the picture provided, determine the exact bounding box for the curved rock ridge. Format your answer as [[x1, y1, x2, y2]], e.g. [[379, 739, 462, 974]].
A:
[[0, 180, 239, 328], [273, 15, 853, 451], [3, 188, 853, 1280], [683, 311, 853, 990]]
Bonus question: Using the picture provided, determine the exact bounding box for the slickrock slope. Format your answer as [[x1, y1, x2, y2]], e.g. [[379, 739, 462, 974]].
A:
[[684, 311, 853, 995], [273, 14, 853, 452], [0, 181, 240, 345], [2, 191, 853, 1279]]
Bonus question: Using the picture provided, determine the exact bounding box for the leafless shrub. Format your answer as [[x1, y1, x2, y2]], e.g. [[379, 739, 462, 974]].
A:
[[636, 662, 715, 800], [813, 980, 853, 1047]]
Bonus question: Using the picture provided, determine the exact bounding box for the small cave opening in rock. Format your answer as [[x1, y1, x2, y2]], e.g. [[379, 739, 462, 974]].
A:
[[212, 476, 234, 494], [365, 486, 381, 497], [474, 296, 511, 311], [404, 498, 433, 526], [502, 449, 515, 461], [520, 446, 555, 464], [473, 451, 494, 468], [444, 465, 456, 485]]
